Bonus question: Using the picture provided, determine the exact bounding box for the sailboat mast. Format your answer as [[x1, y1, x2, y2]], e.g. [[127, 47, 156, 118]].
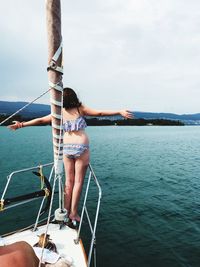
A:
[[46, 0, 63, 175]]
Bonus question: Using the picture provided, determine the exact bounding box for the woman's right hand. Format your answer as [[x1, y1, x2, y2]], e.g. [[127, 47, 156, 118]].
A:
[[7, 121, 23, 131]]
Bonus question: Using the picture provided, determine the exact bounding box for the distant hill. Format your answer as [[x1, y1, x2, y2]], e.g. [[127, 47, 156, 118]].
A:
[[0, 101, 50, 118], [134, 111, 200, 121], [0, 100, 200, 124]]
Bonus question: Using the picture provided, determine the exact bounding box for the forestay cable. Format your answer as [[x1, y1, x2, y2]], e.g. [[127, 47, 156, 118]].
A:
[[0, 88, 51, 126]]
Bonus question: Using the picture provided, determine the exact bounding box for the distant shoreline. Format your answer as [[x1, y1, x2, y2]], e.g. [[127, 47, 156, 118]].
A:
[[0, 114, 184, 126], [1, 100, 200, 125], [86, 118, 184, 126]]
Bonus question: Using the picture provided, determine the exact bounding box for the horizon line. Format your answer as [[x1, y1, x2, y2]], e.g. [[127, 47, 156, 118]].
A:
[[0, 100, 200, 116]]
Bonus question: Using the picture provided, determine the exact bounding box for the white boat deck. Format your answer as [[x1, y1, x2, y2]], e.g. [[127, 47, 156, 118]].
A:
[[2, 223, 87, 267]]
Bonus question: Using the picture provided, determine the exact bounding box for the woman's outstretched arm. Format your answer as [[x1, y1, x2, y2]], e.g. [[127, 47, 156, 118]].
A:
[[81, 106, 133, 119], [7, 114, 52, 131]]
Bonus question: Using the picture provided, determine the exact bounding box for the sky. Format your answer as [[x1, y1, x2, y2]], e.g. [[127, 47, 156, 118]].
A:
[[0, 0, 200, 114]]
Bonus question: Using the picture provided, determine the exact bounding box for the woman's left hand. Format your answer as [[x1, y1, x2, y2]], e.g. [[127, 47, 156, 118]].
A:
[[120, 110, 134, 119]]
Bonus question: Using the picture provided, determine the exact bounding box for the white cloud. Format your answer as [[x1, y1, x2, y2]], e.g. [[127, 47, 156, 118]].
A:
[[0, 0, 200, 113]]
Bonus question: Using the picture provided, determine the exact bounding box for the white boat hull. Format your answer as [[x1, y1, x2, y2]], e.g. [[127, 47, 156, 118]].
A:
[[2, 223, 87, 267]]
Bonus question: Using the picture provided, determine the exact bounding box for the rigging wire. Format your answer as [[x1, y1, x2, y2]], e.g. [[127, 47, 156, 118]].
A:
[[38, 171, 58, 267], [0, 88, 51, 126]]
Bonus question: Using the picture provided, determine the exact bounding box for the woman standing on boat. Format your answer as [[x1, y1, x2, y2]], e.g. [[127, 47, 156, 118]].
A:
[[8, 87, 133, 224]]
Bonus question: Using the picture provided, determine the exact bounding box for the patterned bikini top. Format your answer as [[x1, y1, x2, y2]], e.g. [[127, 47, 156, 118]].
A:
[[63, 116, 87, 132]]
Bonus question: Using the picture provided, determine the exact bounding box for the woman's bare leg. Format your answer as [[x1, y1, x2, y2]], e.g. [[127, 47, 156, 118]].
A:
[[63, 156, 75, 214], [0, 241, 42, 267], [69, 150, 89, 221]]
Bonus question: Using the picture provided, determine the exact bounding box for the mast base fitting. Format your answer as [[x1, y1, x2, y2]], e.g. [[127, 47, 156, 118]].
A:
[[54, 208, 68, 222]]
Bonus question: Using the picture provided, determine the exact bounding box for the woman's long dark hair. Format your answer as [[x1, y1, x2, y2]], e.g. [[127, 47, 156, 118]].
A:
[[63, 87, 82, 109]]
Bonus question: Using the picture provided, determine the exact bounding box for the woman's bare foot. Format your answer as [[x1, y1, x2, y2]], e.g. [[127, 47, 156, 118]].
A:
[[69, 213, 81, 222]]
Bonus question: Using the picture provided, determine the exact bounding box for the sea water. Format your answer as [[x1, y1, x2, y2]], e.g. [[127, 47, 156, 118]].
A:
[[1, 126, 200, 267]]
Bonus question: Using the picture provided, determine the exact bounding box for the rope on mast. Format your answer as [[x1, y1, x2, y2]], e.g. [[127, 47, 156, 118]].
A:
[[46, 0, 64, 174], [47, 42, 63, 74]]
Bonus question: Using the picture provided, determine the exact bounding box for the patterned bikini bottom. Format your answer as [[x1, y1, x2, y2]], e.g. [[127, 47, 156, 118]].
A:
[[63, 144, 89, 159]]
